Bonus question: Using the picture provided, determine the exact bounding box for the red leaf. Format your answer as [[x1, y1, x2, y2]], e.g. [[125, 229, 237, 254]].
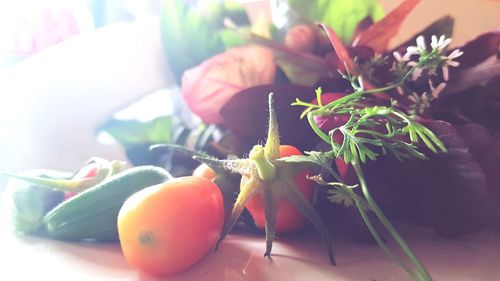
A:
[[318, 25, 389, 100], [352, 17, 374, 44], [356, 0, 420, 52], [182, 46, 276, 124], [318, 23, 355, 74]]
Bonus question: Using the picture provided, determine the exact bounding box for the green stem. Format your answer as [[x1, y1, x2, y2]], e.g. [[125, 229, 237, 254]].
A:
[[320, 63, 423, 113], [352, 162, 432, 281], [307, 111, 332, 144], [305, 63, 424, 147], [265, 93, 280, 160], [352, 195, 418, 279], [249, 145, 276, 181]]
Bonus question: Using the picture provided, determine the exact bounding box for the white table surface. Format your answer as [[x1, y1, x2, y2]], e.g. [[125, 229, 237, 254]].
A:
[[2, 218, 500, 281]]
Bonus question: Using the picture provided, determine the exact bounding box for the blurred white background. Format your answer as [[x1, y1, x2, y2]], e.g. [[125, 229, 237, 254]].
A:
[[0, 0, 498, 183]]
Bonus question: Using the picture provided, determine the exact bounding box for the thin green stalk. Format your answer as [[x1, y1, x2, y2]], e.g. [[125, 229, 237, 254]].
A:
[[307, 111, 332, 144], [352, 195, 418, 280], [321, 62, 423, 112], [352, 162, 432, 281]]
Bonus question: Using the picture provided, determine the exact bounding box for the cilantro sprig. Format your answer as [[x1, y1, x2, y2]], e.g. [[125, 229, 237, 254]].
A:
[[289, 34, 461, 281]]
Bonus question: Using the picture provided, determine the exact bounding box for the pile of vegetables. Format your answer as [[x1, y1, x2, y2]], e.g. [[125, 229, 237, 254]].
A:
[[2, 0, 500, 280]]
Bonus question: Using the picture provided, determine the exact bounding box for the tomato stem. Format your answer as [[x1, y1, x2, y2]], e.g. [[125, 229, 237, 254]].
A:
[[265, 92, 280, 160], [249, 145, 277, 181]]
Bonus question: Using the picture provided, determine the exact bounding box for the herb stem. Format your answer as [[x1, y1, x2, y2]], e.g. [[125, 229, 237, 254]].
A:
[[249, 145, 276, 181], [352, 195, 418, 279], [307, 111, 332, 144], [352, 162, 432, 281]]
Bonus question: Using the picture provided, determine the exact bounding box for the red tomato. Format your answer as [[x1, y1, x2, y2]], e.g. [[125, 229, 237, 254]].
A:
[[117, 176, 224, 275], [245, 145, 314, 232]]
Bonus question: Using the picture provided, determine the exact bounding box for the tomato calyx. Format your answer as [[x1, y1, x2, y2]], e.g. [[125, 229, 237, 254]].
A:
[[194, 93, 336, 265]]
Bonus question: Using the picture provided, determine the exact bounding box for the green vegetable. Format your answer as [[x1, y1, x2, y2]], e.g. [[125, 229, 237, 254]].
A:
[[3, 170, 66, 235], [98, 116, 173, 150], [160, 0, 248, 82], [286, 0, 384, 43], [1, 157, 126, 192], [43, 166, 172, 242], [289, 34, 461, 281]]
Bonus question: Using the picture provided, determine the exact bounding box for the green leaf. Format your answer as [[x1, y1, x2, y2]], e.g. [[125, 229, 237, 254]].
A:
[[327, 188, 355, 207], [4, 173, 65, 234], [276, 150, 343, 181], [287, 0, 384, 43], [1, 158, 125, 192], [99, 116, 172, 149], [307, 174, 369, 211], [160, 0, 249, 82]]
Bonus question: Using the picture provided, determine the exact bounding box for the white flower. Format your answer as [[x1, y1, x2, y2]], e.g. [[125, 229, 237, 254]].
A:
[[393, 51, 407, 62], [407, 61, 418, 67], [406, 35, 427, 56], [442, 65, 449, 81], [408, 91, 431, 114], [403, 35, 428, 61], [416, 35, 426, 51], [396, 86, 404, 95], [442, 49, 463, 67], [405, 46, 419, 58], [408, 92, 419, 103], [412, 67, 423, 81], [429, 80, 446, 99], [431, 35, 452, 52], [440, 49, 463, 81]]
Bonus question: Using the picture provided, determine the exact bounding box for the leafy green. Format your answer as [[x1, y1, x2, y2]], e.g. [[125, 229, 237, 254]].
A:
[[160, 0, 249, 82], [289, 32, 464, 280], [3, 171, 66, 235], [1, 158, 125, 192], [331, 105, 445, 164], [286, 0, 384, 43], [99, 116, 172, 149]]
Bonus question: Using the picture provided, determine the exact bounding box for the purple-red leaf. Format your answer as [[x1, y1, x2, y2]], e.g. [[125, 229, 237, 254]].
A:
[[454, 31, 500, 69], [220, 84, 317, 154], [457, 124, 500, 203], [418, 121, 499, 238], [443, 31, 500, 94], [359, 121, 500, 238]]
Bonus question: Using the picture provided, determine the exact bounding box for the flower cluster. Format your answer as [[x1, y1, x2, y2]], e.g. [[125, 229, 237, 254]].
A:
[[392, 35, 463, 114]]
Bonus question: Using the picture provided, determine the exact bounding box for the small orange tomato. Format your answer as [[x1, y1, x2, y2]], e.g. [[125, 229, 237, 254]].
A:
[[192, 163, 217, 181], [117, 176, 224, 275]]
